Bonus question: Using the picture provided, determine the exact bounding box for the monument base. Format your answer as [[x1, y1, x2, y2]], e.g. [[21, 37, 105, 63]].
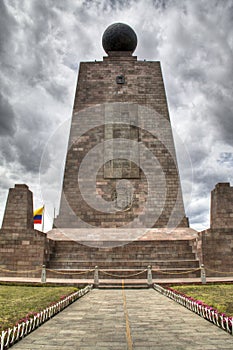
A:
[[0, 228, 51, 278], [200, 228, 233, 277], [46, 227, 200, 279]]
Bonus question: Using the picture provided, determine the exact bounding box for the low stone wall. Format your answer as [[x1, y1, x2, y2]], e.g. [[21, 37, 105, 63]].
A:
[[200, 228, 233, 277], [0, 229, 51, 278]]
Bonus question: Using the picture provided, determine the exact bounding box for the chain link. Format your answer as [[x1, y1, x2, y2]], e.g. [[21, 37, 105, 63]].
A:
[[205, 267, 233, 275], [152, 267, 201, 275], [99, 269, 147, 278], [0, 266, 42, 274], [1, 265, 232, 277], [46, 268, 95, 275]]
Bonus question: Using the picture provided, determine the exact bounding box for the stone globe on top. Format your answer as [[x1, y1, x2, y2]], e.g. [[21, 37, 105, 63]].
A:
[[102, 22, 137, 54]]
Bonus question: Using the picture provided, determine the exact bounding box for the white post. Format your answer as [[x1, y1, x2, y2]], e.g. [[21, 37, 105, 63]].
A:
[[147, 265, 152, 287], [201, 264, 206, 284], [94, 266, 99, 288], [41, 265, 46, 283]]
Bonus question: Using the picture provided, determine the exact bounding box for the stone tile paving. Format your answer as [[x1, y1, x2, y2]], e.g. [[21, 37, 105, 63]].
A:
[[12, 289, 232, 349]]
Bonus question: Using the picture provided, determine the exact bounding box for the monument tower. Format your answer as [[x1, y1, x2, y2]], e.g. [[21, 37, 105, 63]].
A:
[[1, 23, 233, 280], [1, 23, 204, 280], [54, 23, 189, 232]]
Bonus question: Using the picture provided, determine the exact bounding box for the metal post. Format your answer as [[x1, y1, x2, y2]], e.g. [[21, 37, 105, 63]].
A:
[[94, 265, 99, 288], [41, 265, 46, 283], [147, 265, 152, 287], [201, 264, 206, 284]]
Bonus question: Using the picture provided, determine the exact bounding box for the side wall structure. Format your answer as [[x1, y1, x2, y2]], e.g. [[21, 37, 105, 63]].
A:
[[201, 183, 233, 276], [0, 185, 51, 277]]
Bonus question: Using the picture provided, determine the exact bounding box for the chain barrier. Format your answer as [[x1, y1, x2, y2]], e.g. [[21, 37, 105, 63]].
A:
[[152, 267, 201, 275], [0, 265, 233, 278], [205, 267, 233, 275], [99, 269, 147, 278], [46, 269, 93, 275], [0, 267, 42, 274]]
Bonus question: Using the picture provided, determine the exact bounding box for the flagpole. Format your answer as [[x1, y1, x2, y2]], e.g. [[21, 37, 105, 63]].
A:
[[42, 205, 45, 233]]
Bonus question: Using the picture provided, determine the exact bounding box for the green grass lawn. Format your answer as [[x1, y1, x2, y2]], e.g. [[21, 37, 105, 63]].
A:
[[0, 285, 78, 332], [171, 284, 233, 316]]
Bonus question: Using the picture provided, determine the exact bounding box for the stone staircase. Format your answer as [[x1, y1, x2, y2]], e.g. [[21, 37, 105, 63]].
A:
[[47, 238, 200, 279]]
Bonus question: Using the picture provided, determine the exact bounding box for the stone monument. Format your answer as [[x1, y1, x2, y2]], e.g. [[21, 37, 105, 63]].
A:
[[44, 23, 199, 279], [1, 23, 232, 280], [0, 185, 50, 276], [53, 22, 189, 231]]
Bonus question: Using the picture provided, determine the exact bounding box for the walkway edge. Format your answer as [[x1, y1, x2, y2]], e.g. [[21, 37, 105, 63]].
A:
[[153, 284, 233, 336], [0, 285, 93, 350]]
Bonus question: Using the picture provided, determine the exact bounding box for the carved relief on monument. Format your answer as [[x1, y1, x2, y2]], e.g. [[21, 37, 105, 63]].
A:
[[112, 180, 134, 211]]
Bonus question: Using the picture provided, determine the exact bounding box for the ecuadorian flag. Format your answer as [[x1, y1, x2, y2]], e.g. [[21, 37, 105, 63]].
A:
[[33, 206, 44, 224]]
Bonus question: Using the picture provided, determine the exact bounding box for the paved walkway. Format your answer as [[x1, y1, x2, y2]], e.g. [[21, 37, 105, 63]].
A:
[[11, 288, 232, 350]]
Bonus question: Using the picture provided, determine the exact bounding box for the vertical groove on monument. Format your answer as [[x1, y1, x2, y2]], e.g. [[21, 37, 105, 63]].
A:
[[54, 23, 189, 229]]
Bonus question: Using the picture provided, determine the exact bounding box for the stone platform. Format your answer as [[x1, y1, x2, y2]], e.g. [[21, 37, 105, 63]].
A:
[[46, 227, 200, 279], [47, 227, 198, 242]]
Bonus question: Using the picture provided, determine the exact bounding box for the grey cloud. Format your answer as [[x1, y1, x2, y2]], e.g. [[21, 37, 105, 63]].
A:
[[0, 93, 16, 136], [0, 141, 16, 165], [0, 1, 17, 59], [16, 139, 44, 173], [209, 97, 233, 145], [217, 152, 233, 167], [0, 132, 42, 174]]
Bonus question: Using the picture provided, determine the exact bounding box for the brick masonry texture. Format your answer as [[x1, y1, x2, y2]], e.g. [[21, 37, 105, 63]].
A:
[[1, 46, 233, 278], [2, 184, 34, 230], [0, 185, 52, 277], [199, 182, 233, 276], [201, 228, 233, 277], [0, 229, 50, 277], [210, 182, 233, 229], [54, 53, 188, 229], [46, 236, 200, 279]]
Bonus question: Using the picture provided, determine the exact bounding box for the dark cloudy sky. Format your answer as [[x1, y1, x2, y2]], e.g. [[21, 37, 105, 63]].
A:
[[0, 0, 233, 232]]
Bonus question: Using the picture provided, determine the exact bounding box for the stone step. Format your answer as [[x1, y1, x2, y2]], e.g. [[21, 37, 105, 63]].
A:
[[48, 259, 199, 269], [97, 282, 149, 289], [50, 251, 196, 259], [97, 285, 149, 289], [53, 241, 193, 252]]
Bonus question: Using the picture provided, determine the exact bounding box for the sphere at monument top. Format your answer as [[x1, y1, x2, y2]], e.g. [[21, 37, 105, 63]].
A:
[[102, 23, 137, 54]]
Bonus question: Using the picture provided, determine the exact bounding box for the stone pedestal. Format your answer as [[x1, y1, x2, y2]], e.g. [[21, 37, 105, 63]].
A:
[[210, 182, 233, 229], [2, 184, 34, 230], [200, 182, 233, 277], [0, 184, 51, 277]]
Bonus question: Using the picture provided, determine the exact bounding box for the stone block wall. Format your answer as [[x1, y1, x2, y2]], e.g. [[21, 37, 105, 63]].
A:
[[2, 184, 34, 230], [200, 182, 233, 277], [73, 55, 170, 119], [0, 184, 51, 277], [201, 229, 233, 277], [211, 182, 233, 229], [0, 229, 50, 277], [55, 53, 189, 229], [46, 236, 200, 279]]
